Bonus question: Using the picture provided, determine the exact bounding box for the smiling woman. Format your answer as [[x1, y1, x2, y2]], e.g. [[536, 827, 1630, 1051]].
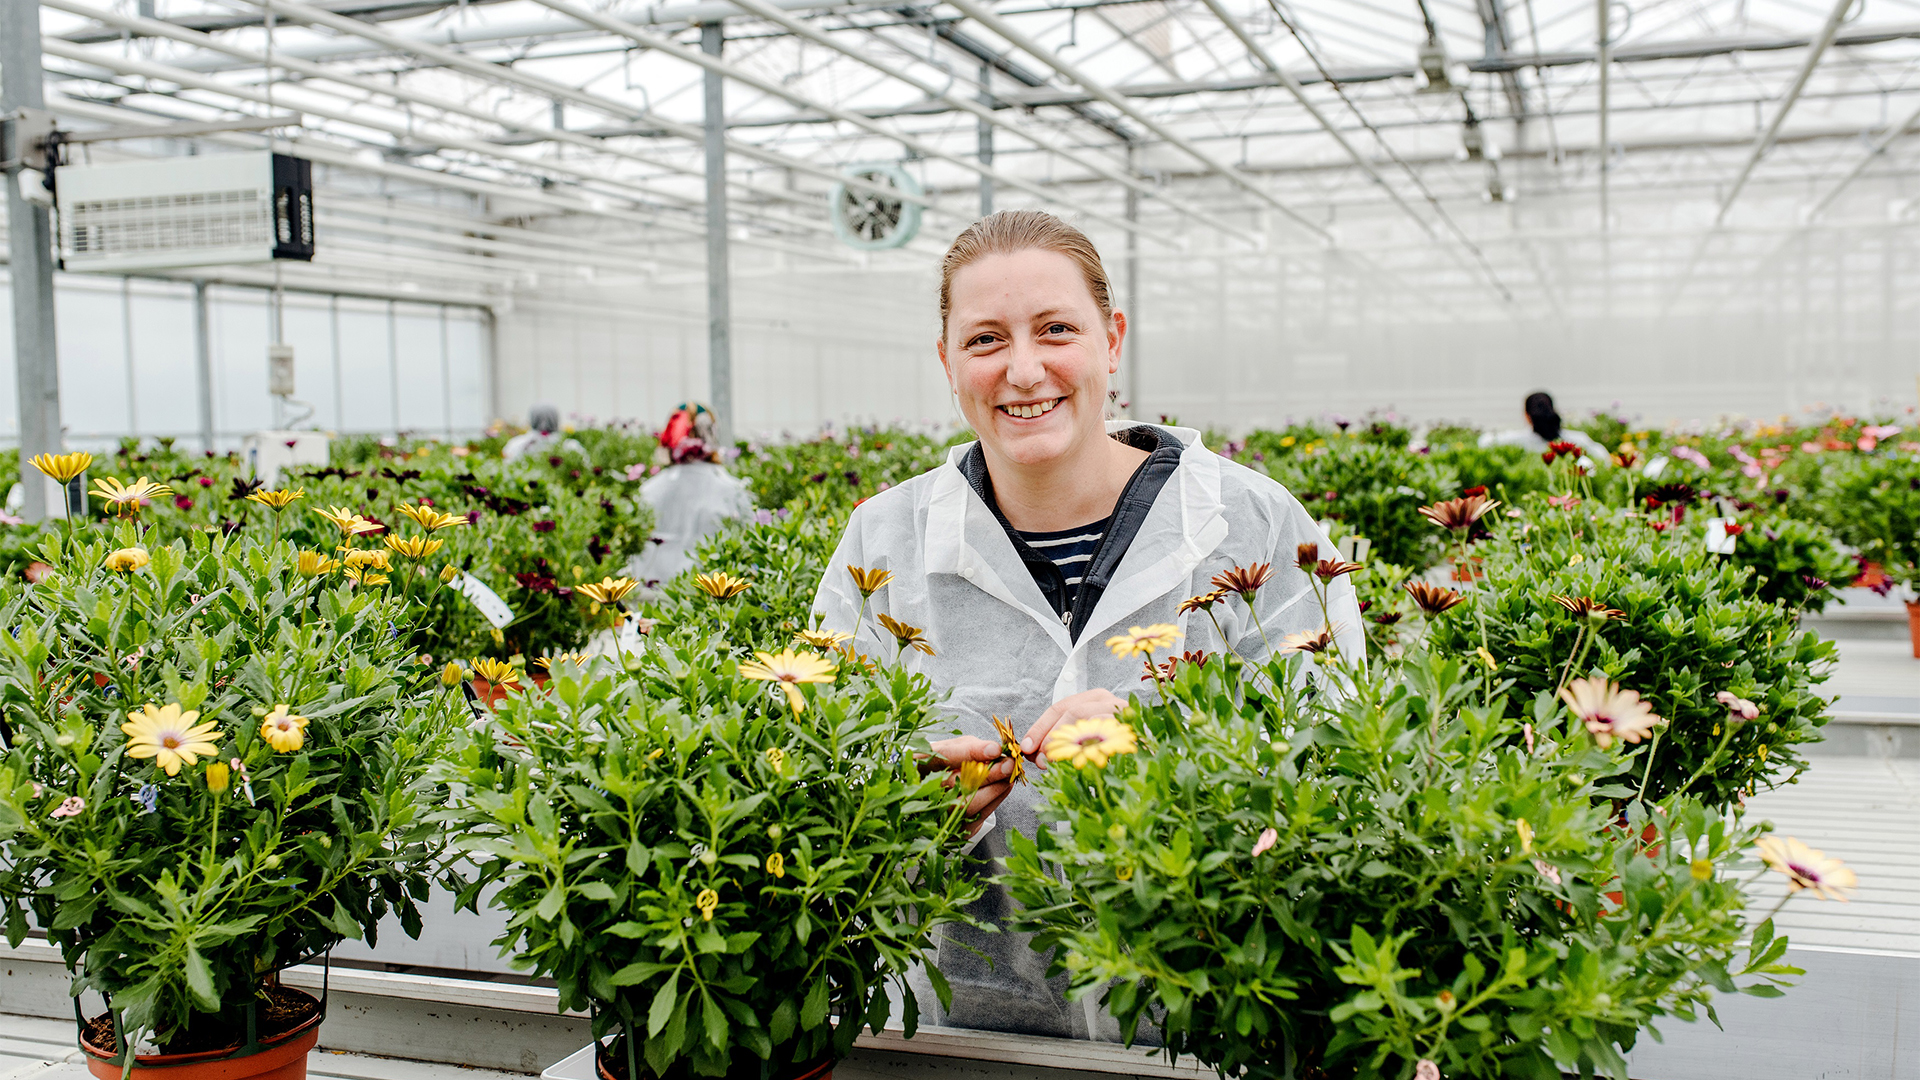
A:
[[809, 209, 1363, 1042]]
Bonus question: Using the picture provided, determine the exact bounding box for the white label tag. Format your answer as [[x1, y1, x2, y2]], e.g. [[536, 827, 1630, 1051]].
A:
[[1338, 535, 1372, 563], [1704, 519, 1737, 556], [452, 572, 516, 628]]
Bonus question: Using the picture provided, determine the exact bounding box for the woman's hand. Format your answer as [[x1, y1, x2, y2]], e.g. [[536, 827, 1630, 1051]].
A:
[[1020, 689, 1127, 769], [927, 735, 1017, 837]]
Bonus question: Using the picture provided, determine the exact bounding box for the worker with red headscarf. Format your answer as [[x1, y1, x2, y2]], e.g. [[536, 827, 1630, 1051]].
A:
[[628, 403, 754, 588]]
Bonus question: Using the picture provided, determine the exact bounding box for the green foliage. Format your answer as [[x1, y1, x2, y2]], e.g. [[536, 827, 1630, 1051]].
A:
[[0, 529, 456, 1048], [1426, 500, 1836, 807], [731, 431, 947, 514], [1812, 452, 1920, 588], [645, 510, 846, 654], [1261, 443, 1458, 570], [1425, 444, 1555, 504], [438, 637, 980, 1078], [1722, 518, 1854, 614], [1002, 653, 1792, 1080]]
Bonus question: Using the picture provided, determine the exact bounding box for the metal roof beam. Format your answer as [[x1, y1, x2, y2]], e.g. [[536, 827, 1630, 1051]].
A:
[[44, 0, 825, 213], [231, 0, 932, 208], [941, 0, 1323, 243], [525, 0, 1176, 244], [1714, 0, 1857, 225], [723, 0, 1257, 243]]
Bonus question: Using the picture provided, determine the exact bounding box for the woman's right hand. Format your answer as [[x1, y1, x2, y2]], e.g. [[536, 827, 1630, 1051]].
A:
[[927, 735, 1016, 837]]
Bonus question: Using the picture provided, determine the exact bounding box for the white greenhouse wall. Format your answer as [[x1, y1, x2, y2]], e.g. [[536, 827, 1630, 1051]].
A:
[[0, 270, 492, 450]]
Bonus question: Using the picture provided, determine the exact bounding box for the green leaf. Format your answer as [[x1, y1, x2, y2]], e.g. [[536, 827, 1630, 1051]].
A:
[[184, 944, 217, 1011], [801, 978, 829, 1031], [648, 972, 680, 1037]]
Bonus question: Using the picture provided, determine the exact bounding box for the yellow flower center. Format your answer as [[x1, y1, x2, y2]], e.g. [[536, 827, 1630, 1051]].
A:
[[161, 735, 181, 749]]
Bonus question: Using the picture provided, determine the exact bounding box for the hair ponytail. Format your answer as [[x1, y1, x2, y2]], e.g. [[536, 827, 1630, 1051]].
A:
[[1524, 392, 1561, 442]]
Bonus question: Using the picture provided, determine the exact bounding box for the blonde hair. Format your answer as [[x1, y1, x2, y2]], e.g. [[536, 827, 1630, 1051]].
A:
[[938, 211, 1113, 338]]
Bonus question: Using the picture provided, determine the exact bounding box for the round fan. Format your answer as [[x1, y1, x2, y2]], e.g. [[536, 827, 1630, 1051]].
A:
[[829, 163, 924, 251]]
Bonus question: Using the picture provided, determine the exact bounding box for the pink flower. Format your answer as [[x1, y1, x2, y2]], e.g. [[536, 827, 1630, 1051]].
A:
[[1415, 1061, 1442, 1080], [1252, 827, 1278, 857], [624, 463, 648, 482], [0, 511, 22, 526], [1522, 723, 1535, 755], [1801, 441, 1823, 454], [1532, 859, 1562, 885], [1864, 424, 1902, 440], [1715, 691, 1759, 721], [50, 796, 85, 819], [1672, 446, 1711, 469]]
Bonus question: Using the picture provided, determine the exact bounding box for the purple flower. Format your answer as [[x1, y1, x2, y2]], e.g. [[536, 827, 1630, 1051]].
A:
[[753, 509, 776, 526], [130, 784, 158, 815]]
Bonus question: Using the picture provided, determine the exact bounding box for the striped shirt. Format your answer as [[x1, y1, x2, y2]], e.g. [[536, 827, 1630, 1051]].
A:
[[1014, 516, 1112, 613]]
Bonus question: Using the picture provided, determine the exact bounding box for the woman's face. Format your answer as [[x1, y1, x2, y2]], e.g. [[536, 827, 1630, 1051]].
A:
[[939, 248, 1126, 468]]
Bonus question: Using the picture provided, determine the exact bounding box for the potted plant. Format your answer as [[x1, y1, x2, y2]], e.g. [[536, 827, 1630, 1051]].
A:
[[1812, 451, 1920, 656], [439, 631, 980, 1080], [0, 528, 456, 1080], [1004, 637, 1825, 1079]]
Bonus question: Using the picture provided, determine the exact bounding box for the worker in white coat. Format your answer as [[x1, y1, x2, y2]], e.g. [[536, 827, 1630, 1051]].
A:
[[628, 403, 755, 587], [809, 211, 1362, 1042]]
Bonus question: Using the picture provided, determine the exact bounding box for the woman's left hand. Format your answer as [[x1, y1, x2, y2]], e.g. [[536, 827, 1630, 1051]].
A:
[[1020, 689, 1128, 769]]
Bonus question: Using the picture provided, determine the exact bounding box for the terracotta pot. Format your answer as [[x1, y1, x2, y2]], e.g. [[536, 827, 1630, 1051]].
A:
[[594, 1043, 832, 1080], [1602, 822, 1664, 909], [470, 671, 551, 708], [80, 989, 323, 1080], [1907, 601, 1920, 661]]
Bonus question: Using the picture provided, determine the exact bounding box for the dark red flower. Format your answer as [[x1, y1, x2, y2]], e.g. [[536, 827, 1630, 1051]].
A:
[[197, 476, 214, 488], [515, 572, 557, 593], [174, 495, 193, 511], [532, 520, 557, 533], [1461, 485, 1487, 498]]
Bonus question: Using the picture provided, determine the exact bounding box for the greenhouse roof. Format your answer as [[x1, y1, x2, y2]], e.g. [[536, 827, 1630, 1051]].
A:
[[21, 0, 1920, 314]]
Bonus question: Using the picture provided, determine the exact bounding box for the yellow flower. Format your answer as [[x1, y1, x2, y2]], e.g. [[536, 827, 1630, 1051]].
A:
[[384, 535, 444, 559], [695, 887, 720, 922], [877, 613, 935, 655], [991, 716, 1027, 784], [439, 564, 460, 584], [692, 571, 751, 599], [739, 649, 837, 714], [958, 759, 992, 793], [1106, 624, 1182, 659], [1044, 716, 1138, 769], [342, 568, 389, 587], [122, 703, 222, 777], [205, 761, 231, 793], [91, 476, 172, 516], [104, 547, 150, 573], [343, 549, 392, 571], [1755, 835, 1856, 901], [314, 505, 384, 536], [29, 452, 93, 484], [576, 576, 639, 605], [766, 852, 785, 878], [533, 652, 589, 671], [765, 747, 787, 774], [472, 658, 520, 687], [245, 488, 304, 511], [1516, 819, 1534, 853], [296, 551, 338, 576], [847, 566, 893, 597], [392, 503, 469, 531], [440, 662, 466, 687], [259, 704, 309, 752], [794, 628, 852, 650]]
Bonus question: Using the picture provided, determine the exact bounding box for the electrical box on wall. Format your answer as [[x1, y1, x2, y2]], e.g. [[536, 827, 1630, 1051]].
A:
[[55, 151, 315, 272]]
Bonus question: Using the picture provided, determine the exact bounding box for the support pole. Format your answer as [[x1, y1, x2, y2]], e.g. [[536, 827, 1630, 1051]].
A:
[[1123, 173, 1139, 418], [1597, 0, 1610, 234], [701, 20, 733, 446], [195, 281, 216, 453], [977, 64, 994, 218], [3, 1, 62, 522]]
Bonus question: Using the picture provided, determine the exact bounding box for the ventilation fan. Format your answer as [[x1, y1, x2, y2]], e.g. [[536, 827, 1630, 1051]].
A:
[[829, 163, 923, 251]]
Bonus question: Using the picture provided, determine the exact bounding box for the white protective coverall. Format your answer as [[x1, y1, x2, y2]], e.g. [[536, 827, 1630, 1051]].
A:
[[809, 422, 1362, 1041], [628, 461, 757, 586], [1476, 427, 1606, 458]]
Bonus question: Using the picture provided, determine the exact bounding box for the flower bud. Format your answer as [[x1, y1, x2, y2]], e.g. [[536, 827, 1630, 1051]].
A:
[[263, 854, 281, 869], [441, 662, 466, 687], [767, 823, 783, 840], [55, 734, 74, 747], [698, 847, 717, 867], [1435, 990, 1456, 1013], [251, 704, 269, 718], [205, 762, 231, 793]]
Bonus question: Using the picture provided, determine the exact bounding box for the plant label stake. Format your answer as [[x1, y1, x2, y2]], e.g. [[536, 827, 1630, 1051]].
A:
[[450, 572, 516, 628]]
